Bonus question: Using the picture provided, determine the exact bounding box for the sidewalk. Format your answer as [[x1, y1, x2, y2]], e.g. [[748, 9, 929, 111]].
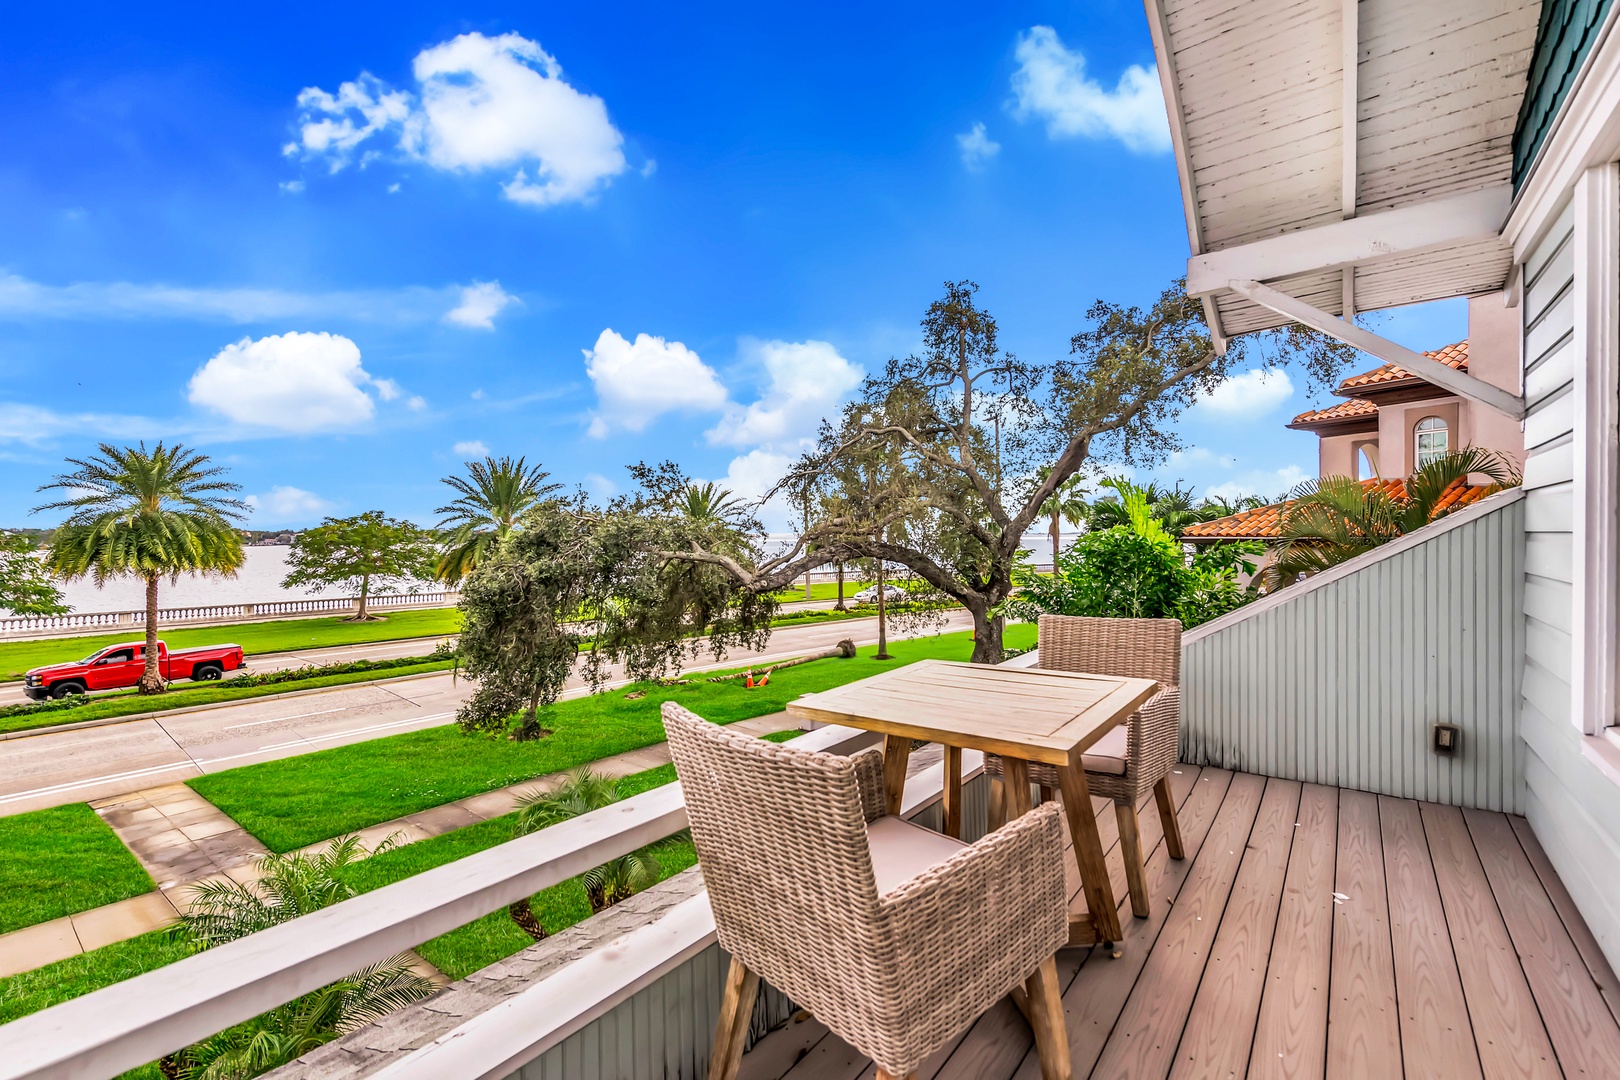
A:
[[0, 712, 802, 980]]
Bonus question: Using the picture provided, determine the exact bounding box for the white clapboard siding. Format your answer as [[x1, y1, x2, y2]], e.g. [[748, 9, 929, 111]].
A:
[[1181, 491, 1525, 812], [1517, 198, 1620, 976]]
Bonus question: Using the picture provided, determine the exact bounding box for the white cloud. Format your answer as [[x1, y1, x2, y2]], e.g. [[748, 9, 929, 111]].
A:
[[279, 179, 305, 193], [0, 402, 156, 445], [444, 281, 518, 329], [1194, 368, 1295, 419], [583, 329, 729, 436], [1167, 446, 1237, 468], [706, 339, 862, 448], [245, 486, 334, 523], [452, 439, 489, 456], [1206, 466, 1309, 503], [956, 122, 1001, 170], [1010, 26, 1169, 153], [0, 272, 510, 327], [187, 331, 398, 433], [582, 471, 618, 497], [407, 395, 427, 411], [290, 32, 626, 208]]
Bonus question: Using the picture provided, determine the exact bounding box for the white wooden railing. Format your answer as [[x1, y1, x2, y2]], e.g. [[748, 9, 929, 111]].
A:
[[0, 724, 937, 1080], [0, 591, 461, 639]]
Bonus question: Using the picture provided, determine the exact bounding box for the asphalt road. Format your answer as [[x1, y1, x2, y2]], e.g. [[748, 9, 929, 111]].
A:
[[0, 610, 971, 817]]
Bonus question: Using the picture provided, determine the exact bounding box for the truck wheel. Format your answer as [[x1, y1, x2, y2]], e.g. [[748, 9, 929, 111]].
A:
[[192, 664, 223, 682], [50, 681, 86, 700]]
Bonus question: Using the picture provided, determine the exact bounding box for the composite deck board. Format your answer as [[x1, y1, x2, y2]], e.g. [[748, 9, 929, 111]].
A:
[[1168, 778, 1301, 1079], [1464, 808, 1620, 1078], [739, 774, 1618, 1080], [1326, 789, 1403, 1079], [1419, 803, 1560, 1079], [1379, 796, 1483, 1080], [1246, 783, 1337, 1080]]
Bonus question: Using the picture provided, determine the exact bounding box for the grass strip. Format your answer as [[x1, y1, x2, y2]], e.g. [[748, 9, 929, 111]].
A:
[[0, 607, 464, 681], [190, 625, 1032, 853], [0, 658, 455, 737], [0, 803, 156, 935]]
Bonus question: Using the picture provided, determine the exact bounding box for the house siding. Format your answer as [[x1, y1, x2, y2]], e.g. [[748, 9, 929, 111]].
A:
[[1180, 494, 1526, 812], [1518, 202, 1620, 973], [1514, 0, 1617, 185]]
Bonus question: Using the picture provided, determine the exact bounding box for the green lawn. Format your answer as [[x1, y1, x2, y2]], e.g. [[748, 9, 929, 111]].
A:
[[0, 607, 463, 680], [0, 657, 455, 737], [0, 804, 156, 936], [768, 580, 872, 603], [191, 625, 1033, 853]]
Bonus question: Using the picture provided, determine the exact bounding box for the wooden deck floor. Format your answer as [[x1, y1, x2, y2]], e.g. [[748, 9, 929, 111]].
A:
[[737, 767, 1620, 1080]]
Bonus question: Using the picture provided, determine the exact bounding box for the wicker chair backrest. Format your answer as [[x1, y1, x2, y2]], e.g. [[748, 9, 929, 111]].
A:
[[661, 702, 897, 1029], [1036, 613, 1182, 687]]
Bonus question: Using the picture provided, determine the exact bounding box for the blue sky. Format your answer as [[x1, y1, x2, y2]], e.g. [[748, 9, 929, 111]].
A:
[[0, 2, 1466, 530]]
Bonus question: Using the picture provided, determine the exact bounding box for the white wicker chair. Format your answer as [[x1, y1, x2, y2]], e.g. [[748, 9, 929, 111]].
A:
[[662, 702, 1073, 1080], [983, 614, 1186, 919]]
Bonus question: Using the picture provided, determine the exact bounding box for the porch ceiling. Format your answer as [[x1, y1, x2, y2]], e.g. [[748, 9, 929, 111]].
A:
[[1148, 0, 1540, 340]]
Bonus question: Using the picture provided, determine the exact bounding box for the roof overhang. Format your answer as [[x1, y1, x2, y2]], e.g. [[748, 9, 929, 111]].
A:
[[1148, 0, 1539, 402]]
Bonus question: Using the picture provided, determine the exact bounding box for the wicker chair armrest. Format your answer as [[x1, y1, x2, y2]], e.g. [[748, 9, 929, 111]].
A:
[[849, 746, 889, 822], [879, 803, 1068, 996], [1128, 685, 1181, 787]]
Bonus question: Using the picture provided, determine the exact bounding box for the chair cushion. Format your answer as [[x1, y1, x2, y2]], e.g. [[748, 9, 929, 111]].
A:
[[1081, 724, 1129, 776], [866, 816, 968, 894]]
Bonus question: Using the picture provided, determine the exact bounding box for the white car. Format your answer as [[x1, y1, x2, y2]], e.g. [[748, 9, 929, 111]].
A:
[[853, 584, 908, 604]]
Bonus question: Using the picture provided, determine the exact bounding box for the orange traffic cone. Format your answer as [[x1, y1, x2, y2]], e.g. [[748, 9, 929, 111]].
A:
[[745, 670, 754, 688], [758, 672, 770, 687]]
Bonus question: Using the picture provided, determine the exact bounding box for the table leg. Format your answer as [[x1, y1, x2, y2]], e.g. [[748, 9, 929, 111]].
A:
[[881, 734, 912, 816], [1056, 763, 1124, 946], [1003, 757, 1033, 818], [942, 745, 963, 839]]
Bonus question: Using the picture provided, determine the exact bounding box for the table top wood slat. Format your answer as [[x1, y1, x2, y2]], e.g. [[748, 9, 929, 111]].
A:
[[786, 660, 1158, 766]]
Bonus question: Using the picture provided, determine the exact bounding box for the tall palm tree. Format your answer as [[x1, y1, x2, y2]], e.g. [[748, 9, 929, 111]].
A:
[[166, 837, 435, 1079], [434, 456, 561, 582], [1262, 447, 1520, 592], [510, 769, 664, 929], [35, 442, 246, 694], [1035, 468, 1088, 569]]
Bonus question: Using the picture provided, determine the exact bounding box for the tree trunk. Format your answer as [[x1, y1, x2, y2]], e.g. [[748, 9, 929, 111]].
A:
[[513, 686, 551, 741], [139, 574, 164, 694], [874, 561, 890, 659], [1050, 514, 1061, 571], [355, 573, 370, 621], [968, 605, 1005, 665], [834, 562, 847, 611], [508, 898, 548, 941]]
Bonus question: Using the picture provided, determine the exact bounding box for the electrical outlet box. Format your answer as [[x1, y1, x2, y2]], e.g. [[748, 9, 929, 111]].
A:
[[1432, 722, 1461, 756]]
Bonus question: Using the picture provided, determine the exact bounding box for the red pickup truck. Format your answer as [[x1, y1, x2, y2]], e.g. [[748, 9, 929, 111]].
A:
[[23, 641, 247, 700]]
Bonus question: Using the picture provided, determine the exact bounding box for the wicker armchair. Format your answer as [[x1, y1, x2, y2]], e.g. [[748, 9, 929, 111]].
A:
[[983, 614, 1186, 919], [662, 702, 1073, 1080]]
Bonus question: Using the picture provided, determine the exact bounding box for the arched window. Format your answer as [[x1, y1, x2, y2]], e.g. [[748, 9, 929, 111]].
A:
[[1414, 415, 1448, 468]]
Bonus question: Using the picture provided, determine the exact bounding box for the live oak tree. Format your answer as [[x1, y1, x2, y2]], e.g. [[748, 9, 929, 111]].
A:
[[36, 443, 245, 693], [0, 533, 68, 616], [646, 279, 1354, 664], [282, 511, 436, 622]]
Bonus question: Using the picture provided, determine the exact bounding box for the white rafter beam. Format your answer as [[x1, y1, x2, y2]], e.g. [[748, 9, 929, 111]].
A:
[[1186, 185, 1512, 297], [1228, 279, 1525, 420]]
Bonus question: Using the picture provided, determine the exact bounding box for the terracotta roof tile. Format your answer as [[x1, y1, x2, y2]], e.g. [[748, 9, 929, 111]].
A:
[[1289, 398, 1378, 426], [1336, 341, 1468, 393], [1182, 478, 1493, 540]]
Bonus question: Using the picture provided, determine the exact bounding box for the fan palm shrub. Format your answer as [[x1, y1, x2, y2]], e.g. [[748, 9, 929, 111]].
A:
[[35, 442, 246, 693], [163, 836, 435, 1079], [1261, 447, 1520, 592], [506, 769, 665, 937], [434, 455, 561, 583]]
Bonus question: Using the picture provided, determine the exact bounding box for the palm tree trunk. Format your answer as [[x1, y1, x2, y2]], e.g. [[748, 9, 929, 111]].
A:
[[834, 562, 846, 611], [139, 574, 164, 694], [1050, 513, 1060, 571], [875, 561, 890, 660], [508, 899, 548, 941]]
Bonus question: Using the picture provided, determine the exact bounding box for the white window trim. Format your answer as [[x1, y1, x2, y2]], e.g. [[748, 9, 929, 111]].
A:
[[1572, 161, 1620, 736]]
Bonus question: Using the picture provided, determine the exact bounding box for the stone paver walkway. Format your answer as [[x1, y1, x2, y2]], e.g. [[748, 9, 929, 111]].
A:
[[0, 713, 803, 980]]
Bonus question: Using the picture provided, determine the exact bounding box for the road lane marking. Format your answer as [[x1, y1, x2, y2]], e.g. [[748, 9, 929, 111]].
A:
[[0, 760, 199, 805], [222, 705, 353, 730]]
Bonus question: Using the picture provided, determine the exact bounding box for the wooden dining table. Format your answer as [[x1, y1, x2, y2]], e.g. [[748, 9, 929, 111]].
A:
[[786, 658, 1159, 949]]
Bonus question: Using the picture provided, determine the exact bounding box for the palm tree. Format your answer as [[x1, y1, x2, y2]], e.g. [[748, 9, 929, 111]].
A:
[[434, 455, 561, 583], [165, 836, 435, 1080], [35, 442, 246, 694], [679, 481, 746, 526], [1035, 468, 1088, 569], [1261, 447, 1520, 592], [510, 769, 663, 930]]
